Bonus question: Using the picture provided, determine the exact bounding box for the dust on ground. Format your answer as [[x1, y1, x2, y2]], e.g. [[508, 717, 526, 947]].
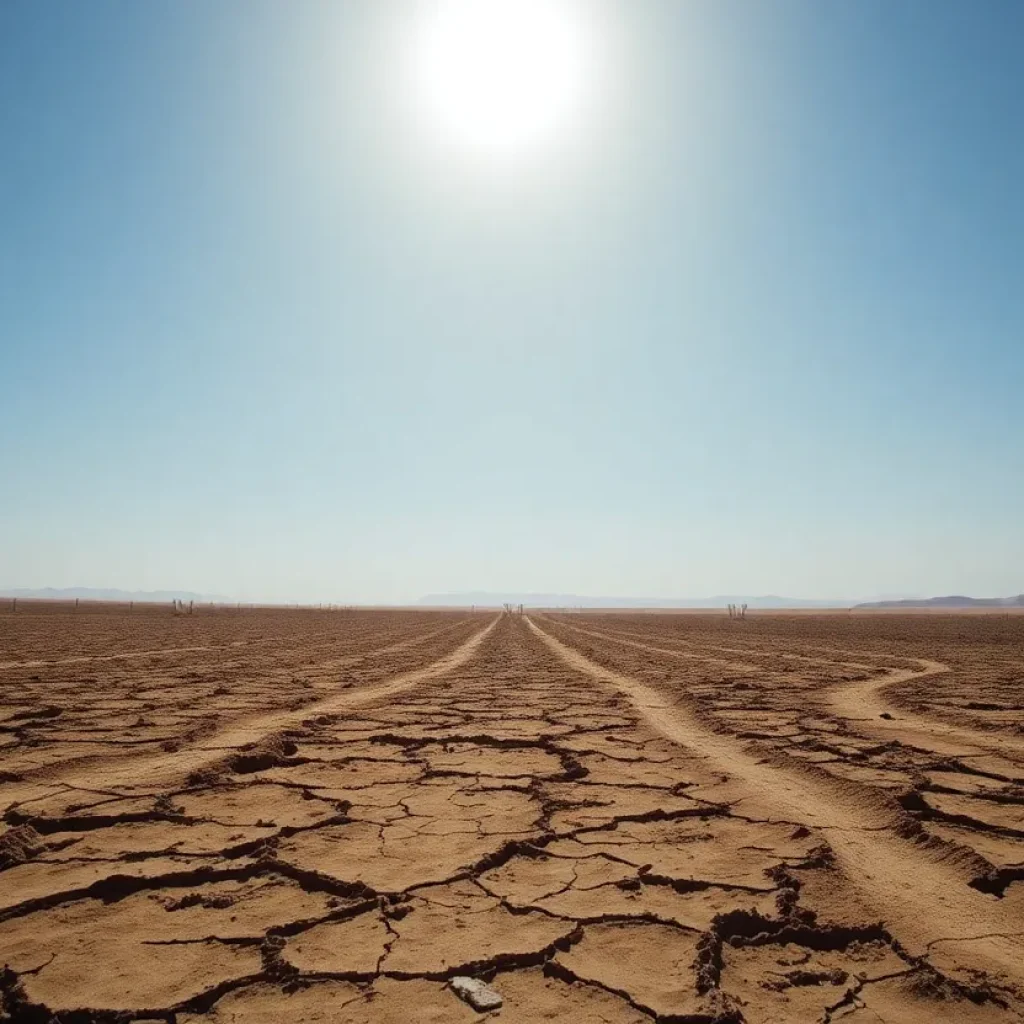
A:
[[1, 605, 1022, 1022]]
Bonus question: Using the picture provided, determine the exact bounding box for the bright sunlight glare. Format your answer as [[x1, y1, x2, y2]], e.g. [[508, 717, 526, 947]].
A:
[[410, 0, 593, 161]]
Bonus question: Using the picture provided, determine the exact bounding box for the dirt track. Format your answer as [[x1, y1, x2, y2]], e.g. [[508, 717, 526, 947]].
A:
[[1, 607, 1022, 1022]]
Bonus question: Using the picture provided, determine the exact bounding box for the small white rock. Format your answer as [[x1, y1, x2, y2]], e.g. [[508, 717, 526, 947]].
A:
[[450, 976, 503, 1011]]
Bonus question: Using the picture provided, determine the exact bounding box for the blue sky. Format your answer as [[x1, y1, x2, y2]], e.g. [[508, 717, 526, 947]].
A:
[[2, 1, 1022, 603]]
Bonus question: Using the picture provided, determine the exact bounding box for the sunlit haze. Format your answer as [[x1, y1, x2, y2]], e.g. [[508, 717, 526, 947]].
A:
[[2, 2, 1022, 604], [408, 0, 596, 162]]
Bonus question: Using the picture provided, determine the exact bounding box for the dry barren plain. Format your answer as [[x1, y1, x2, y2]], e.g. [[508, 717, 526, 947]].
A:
[[1, 605, 1022, 1023]]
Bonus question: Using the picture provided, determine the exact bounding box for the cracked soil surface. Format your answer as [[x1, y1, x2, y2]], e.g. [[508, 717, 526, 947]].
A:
[[1, 605, 1022, 1022]]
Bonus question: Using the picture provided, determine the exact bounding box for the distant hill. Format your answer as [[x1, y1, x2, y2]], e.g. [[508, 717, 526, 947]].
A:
[[854, 594, 1024, 610], [418, 592, 852, 609], [0, 587, 229, 604]]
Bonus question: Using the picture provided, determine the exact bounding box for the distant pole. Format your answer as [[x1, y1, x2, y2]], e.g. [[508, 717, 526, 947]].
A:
[[11, 598, 16, 613], [129, 601, 133, 614], [75, 598, 79, 612]]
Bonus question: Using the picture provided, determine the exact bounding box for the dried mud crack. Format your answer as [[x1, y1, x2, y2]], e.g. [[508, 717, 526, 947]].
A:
[[1, 605, 1022, 1022]]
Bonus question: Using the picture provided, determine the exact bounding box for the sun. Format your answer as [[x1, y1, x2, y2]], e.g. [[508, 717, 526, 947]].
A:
[[409, 0, 592, 161]]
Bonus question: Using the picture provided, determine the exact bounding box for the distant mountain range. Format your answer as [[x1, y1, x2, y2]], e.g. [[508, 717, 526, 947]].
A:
[[7, 587, 1019, 611], [853, 594, 1024, 610], [420, 591, 1024, 610], [418, 592, 852, 609], [0, 587, 228, 604]]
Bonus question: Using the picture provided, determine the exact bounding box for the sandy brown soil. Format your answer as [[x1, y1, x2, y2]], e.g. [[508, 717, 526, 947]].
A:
[[1, 606, 1022, 1022]]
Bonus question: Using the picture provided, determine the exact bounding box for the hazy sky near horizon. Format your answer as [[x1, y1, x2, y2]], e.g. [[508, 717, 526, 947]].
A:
[[2, 1, 1022, 604]]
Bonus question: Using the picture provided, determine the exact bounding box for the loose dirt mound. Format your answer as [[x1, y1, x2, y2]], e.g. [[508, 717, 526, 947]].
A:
[[0, 606, 1021, 1021]]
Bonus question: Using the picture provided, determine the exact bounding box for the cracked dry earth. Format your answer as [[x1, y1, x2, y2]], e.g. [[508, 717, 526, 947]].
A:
[[1, 608, 1023, 1023]]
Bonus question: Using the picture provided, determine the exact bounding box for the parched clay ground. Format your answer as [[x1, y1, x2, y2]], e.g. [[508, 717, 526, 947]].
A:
[[1, 606, 1022, 1023]]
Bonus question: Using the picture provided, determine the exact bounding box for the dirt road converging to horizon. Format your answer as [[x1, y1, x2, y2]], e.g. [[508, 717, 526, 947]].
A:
[[528, 617, 1024, 988], [1, 606, 1022, 1022], [2, 616, 498, 806]]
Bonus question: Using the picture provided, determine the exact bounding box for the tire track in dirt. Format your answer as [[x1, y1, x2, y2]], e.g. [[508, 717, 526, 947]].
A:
[[830, 661, 1024, 759], [0, 616, 472, 671], [557, 618, 1024, 762], [553, 622, 776, 674], [0, 617, 478, 771], [570, 620, 882, 674], [528, 616, 1024, 993], [6, 617, 500, 801]]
